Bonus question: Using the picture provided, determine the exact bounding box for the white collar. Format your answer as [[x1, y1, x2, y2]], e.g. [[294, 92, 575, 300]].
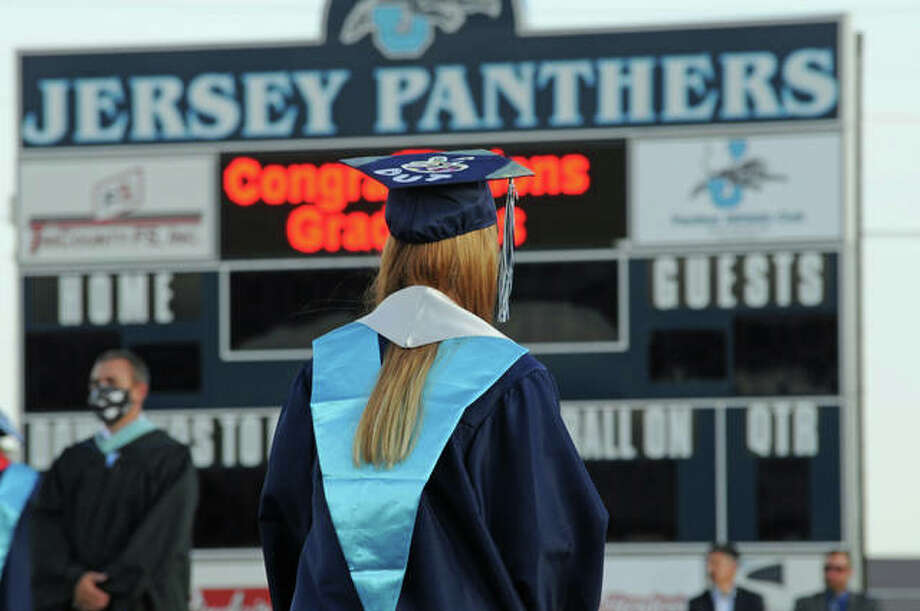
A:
[[357, 286, 507, 348]]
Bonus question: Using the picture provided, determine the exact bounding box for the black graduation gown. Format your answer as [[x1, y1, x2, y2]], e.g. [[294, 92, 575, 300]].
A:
[[260, 349, 609, 611], [0, 469, 38, 611], [32, 429, 198, 611]]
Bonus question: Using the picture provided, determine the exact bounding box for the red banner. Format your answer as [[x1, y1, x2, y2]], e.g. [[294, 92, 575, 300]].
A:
[[193, 588, 272, 611]]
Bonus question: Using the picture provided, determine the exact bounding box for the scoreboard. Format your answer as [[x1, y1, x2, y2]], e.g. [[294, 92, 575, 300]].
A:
[[18, 2, 859, 609]]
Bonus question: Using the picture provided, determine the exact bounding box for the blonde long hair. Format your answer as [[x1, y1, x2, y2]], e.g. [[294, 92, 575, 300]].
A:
[[354, 225, 499, 467]]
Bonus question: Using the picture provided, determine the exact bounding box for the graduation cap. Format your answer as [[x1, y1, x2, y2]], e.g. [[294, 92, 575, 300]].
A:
[[341, 149, 533, 322]]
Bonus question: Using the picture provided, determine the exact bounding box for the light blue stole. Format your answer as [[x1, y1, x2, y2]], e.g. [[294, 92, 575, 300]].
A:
[[94, 415, 157, 465], [0, 463, 39, 574], [311, 321, 527, 611]]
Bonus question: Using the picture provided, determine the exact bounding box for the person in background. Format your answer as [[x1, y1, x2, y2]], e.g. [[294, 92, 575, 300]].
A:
[[688, 543, 765, 611], [793, 550, 880, 611], [31, 349, 198, 611], [260, 150, 609, 611], [0, 411, 39, 610]]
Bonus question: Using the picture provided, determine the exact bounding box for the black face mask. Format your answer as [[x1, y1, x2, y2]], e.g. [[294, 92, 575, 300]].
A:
[[88, 385, 132, 425]]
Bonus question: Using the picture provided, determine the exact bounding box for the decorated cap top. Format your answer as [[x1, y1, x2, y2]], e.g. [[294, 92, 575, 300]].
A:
[[340, 149, 532, 244]]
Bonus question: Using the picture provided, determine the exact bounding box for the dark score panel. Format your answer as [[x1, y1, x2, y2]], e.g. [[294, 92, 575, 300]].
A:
[[220, 142, 626, 259], [26, 272, 201, 328], [635, 253, 839, 397], [25, 333, 206, 410], [650, 329, 727, 382], [24, 273, 208, 411], [589, 461, 677, 540], [229, 259, 621, 356], [726, 404, 840, 541], [26, 330, 121, 412], [229, 267, 376, 351], [131, 342, 202, 393], [757, 458, 811, 540], [195, 467, 264, 548], [564, 405, 716, 542], [733, 313, 838, 395], [498, 260, 620, 344]]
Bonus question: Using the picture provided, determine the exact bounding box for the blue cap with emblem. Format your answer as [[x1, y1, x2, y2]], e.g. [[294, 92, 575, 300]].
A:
[[340, 149, 533, 322]]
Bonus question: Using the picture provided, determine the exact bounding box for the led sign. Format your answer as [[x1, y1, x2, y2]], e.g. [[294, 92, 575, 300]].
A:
[[223, 152, 590, 209], [223, 158, 387, 209], [219, 142, 624, 259]]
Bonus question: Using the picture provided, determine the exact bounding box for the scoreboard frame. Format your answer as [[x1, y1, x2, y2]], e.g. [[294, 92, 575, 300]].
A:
[[16, 2, 862, 606]]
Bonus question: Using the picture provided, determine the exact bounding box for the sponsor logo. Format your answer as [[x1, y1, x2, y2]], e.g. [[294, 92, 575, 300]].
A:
[[690, 139, 786, 209], [339, 0, 502, 59], [92, 167, 144, 220], [26, 168, 203, 258]]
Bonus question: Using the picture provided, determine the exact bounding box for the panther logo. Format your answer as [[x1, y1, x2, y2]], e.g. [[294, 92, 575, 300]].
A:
[[339, 0, 502, 59]]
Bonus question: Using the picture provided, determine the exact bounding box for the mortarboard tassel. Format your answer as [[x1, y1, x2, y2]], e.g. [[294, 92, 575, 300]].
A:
[[497, 178, 517, 323]]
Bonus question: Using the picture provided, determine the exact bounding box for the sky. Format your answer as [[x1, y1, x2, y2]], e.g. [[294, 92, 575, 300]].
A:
[[1, 0, 919, 557]]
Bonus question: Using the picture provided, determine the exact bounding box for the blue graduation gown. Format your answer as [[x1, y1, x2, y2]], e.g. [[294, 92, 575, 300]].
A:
[[259, 341, 608, 611], [0, 467, 38, 611]]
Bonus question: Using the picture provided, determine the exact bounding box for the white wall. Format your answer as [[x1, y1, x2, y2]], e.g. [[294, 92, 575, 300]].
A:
[[861, 241, 920, 560], [856, 7, 920, 557]]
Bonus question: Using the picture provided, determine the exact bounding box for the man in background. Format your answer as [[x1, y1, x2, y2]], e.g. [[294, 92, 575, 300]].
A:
[[32, 349, 198, 611], [0, 411, 39, 610], [688, 543, 765, 611], [794, 550, 880, 611]]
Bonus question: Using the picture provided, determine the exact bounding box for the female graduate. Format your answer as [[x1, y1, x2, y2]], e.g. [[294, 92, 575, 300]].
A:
[[259, 150, 608, 611]]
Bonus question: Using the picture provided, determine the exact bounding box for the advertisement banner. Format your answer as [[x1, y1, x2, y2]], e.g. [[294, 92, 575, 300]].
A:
[[192, 588, 271, 611], [601, 556, 705, 611], [631, 133, 841, 245], [19, 155, 215, 265]]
